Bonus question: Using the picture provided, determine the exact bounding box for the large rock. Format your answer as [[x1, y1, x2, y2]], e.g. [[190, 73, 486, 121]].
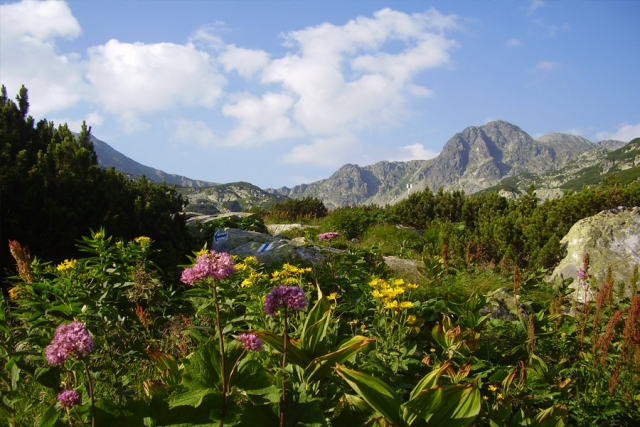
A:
[[210, 227, 324, 265], [551, 206, 640, 300]]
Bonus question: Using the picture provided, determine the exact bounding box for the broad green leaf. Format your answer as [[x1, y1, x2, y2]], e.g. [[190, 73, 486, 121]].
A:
[[531, 404, 568, 427], [334, 364, 405, 427], [424, 380, 481, 427], [254, 331, 311, 367], [331, 394, 377, 427], [303, 336, 373, 384], [168, 388, 221, 409], [300, 288, 331, 356], [37, 402, 60, 427], [402, 386, 443, 426], [409, 360, 450, 400]]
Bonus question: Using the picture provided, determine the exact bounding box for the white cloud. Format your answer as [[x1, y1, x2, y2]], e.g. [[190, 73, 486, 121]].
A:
[[281, 133, 362, 167], [219, 45, 270, 78], [171, 119, 219, 146], [534, 61, 560, 72], [528, 0, 545, 15], [394, 143, 439, 161], [120, 111, 150, 134], [505, 38, 521, 47], [0, 0, 85, 117], [596, 123, 640, 142], [222, 92, 302, 146], [86, 39, 226, 113], [251, 7, 458, 141], [53, 112, 104, 133]]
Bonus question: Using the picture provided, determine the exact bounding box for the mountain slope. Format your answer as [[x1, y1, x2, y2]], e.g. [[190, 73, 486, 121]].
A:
[[270, 121, 626, 208], [90, 135, 217, 188]]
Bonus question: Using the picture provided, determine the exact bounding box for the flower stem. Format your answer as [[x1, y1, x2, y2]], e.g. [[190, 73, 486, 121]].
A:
[[82, 361, 95, 427], [212, 283, 227, 427], [228, 349, 247, 385], [280, 308, 288, 427]]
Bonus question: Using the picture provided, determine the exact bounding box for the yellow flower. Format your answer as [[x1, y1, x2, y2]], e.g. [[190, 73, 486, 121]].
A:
[[392, 279, 405, 286], [360, 324, 366, 330], [57, 259, 78, 273], [483, 396, 489, 401], [347, 319, 359, 326], [243, 256, 259, 265], [383, 300, 399, 310], [235, 263, 249, 272], [407, 315, 417, 325], [196, 249, 209, 257], [430, 348, 436, 353], [94, 231, 103, 239], [369, 278, 387, 288], [488, 385, 498, 392], [399, 301, 413, 309], [406, 283, 419, 290], [372, 290, 384, 299], [497, 393, 505, 401], [134, 236, 151, 245], [8, 286, 21, 300], [327, 292, 338, 301]]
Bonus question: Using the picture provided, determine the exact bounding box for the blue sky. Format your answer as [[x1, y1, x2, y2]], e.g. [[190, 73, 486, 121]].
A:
[[2, 0, 639, 189]]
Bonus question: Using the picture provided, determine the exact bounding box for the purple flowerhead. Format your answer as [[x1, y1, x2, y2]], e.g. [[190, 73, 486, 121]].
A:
[[577, 267, 589, 281], [264, 285, 308, 316], [318, 232, 340, 241], [181, 250, 236, 285], [237, 333, 263, 352], [57, 390, 81, 408], [45, 321, 94, 366]]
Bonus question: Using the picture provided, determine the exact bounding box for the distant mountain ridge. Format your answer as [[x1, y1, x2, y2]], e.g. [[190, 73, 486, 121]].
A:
[[87, 120, 632, 211], [267, 121, 627, 208], [90, 135, 217, 188]]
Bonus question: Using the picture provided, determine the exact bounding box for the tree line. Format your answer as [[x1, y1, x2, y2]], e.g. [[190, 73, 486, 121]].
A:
[[0, 86, 193, 286]]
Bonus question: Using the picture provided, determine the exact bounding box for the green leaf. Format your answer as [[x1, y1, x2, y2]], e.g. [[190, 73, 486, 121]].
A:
[[402, 386, 443, 426], [334, 364, 405, 427], [423, 380, 481, 427], [331, 394, 377, 427], [409, 360, 450, 400], [37, 402, 60, 427], [168, 388, 221, 409], [303, 336, 373, 384], [254, 331, 311, 367], [300, 288, 331, 356]]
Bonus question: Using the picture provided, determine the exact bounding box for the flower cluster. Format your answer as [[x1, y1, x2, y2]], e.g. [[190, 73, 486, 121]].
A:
[[56, 259, 78, 273], [46, 321, 94, 366], [237, 333, 263, 352], [318, 232, 340, 241], [270, 263, 312, 286], [264, 285, 308, 316], [57, 390, 81, 408], [181, 250, 236, 285], [369, 278, 418, 312], [134, 236, 151, 247]]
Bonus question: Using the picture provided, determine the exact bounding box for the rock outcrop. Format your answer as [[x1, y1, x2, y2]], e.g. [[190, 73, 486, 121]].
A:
[[551, 206, 640, 301]]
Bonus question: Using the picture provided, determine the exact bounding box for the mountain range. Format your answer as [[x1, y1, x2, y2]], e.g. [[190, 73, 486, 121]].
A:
[[266, 121, 627, 208], [90, 120, 634, 211]]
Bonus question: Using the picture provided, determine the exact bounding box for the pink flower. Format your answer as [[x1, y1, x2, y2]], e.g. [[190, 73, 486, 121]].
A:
[[45, 322, 94, 366], [181, 251, 236, 285], [57, 390, 81, 408], [264, 285, 308, 316], [237, 333, 263, 352], [318, 232, 340, 241]]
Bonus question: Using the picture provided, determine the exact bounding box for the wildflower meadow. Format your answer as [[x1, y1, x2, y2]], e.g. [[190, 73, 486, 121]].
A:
[[1, 224, 639, 427]]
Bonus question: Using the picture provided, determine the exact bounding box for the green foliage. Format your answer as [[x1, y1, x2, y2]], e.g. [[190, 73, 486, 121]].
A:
[[266, 197, 328, 222], [323, 205, 396, 240], [0, 85, 192, 285]]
